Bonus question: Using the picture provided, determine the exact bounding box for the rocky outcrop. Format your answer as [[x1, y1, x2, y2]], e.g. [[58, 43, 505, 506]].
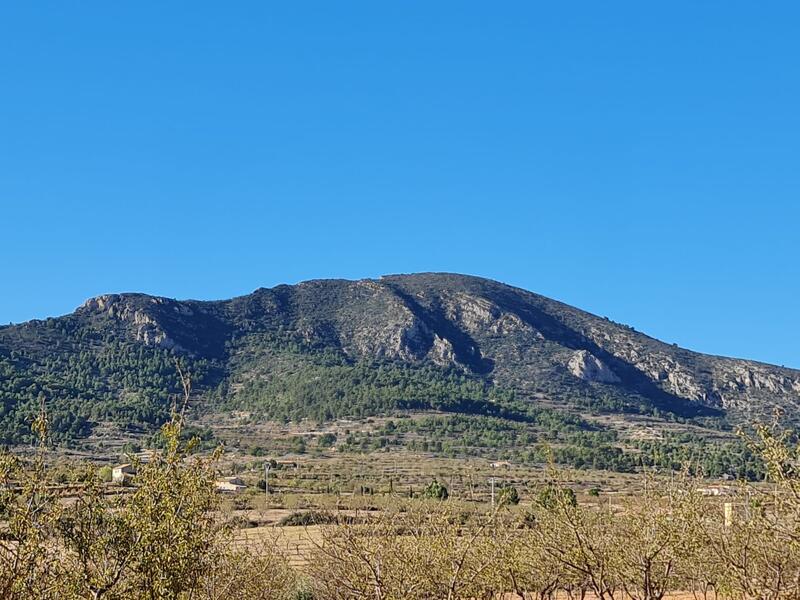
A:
[[567, 350, 620, 384], [725, 365, 800, 394], [79, 294, 185, 351], [350, 313, 433, 362], [443, 294, 500, 332], [442, 294, 532, 336]]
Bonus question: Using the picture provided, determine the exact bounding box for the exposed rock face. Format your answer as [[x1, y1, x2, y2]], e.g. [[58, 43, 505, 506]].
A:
[[354, 315, 433, 362], [443, 294, 500, 332], [443, 294, 532, 336], [575, 319, 800, 410], [567, 350, 621, 384], [728, 365, 797, 394], [79, 294, 185, 351], [430, 335, 456, 366]]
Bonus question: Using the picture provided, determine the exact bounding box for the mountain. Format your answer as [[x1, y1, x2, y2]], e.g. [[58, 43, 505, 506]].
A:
[[1, 273, 798, 448]]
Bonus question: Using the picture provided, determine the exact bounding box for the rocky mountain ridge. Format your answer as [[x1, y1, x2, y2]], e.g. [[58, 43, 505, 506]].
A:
[[60, 273, 800, 420], [1, 272, 798, 448]]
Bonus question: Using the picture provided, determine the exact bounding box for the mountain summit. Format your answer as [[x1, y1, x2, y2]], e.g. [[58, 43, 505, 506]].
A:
[[1, 273, 798, 444]]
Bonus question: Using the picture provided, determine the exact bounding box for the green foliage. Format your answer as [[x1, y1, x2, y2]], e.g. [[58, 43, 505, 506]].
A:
[[98, 465, 113, 482], [279, 511, 342, 526], [0, 409, 62, 598], [631, 432, 765, 479], [228, 357, 517, 423], [0, 398, 303, 599], [291, 436, 307, 454], [535, 484, 577, 510], [66, 420, 222, 597], [0, 326, 210, 444], [497, 484, 520, 506], [317, 433, 337, 448], [422, 479, 449, 500]]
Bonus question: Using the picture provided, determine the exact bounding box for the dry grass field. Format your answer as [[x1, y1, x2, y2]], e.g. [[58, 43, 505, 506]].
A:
[[2, 413, 796, 599]]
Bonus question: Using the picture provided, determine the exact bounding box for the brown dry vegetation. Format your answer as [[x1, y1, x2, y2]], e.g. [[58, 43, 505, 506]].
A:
[[1, 389, 800, 599]]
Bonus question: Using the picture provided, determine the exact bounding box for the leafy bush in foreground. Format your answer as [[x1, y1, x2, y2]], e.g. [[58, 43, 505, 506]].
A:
[[0, 397, 297, 599]]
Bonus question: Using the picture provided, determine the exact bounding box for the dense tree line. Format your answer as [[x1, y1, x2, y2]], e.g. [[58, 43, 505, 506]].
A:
[[0, 334, 209, 444], [227, 360, 518, 422]]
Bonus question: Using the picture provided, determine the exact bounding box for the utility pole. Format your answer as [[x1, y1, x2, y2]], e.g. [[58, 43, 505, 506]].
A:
[[489, 461, 499, 508], [264, 462, 271, 499]]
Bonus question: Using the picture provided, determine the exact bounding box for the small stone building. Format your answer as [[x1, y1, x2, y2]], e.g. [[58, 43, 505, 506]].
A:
[[112, 463, 136, 484], [214, 476, 247, 494]]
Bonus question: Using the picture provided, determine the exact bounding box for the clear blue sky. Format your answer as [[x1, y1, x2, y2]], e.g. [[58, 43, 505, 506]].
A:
[[1, 2, 798, 367]]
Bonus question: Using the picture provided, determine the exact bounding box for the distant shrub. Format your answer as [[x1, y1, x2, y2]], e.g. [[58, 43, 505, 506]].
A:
[[535, 484, 576, 509], [497, 484, 520, 506], [318, 433, 337, 448], [279, 511, 339, 526], [422, 479, 449, 500], [98, 465, 113, 482], [232, 496, 252, 511]]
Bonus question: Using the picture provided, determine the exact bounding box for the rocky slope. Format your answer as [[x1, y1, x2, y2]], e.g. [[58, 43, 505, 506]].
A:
[[1, 273, 798, 442]]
